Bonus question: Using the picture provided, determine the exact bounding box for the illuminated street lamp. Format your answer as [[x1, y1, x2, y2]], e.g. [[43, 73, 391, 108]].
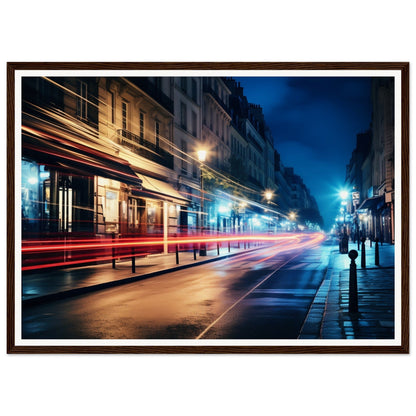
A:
[[339, 190, 349, 200], [197, 149, 207, 163], [339, 190, 350, 235], [288, 211, 297, 231], [197, 149, 207, 256], [264, 191, 273, 233]]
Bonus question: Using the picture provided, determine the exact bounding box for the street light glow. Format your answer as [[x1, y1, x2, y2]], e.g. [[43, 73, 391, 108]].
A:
[[197, 149, 207, 163], [339, 190, 349, 200], [264, 190, 273, 201]]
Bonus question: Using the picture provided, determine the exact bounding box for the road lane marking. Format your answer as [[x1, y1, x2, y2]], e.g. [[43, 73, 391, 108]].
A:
[[195, 252, 301, 339]]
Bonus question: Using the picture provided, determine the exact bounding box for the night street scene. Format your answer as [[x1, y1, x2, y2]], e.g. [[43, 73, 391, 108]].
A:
[[19, 74, 395, 342]]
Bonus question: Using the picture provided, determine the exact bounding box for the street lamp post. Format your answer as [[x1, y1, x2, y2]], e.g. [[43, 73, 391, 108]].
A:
[[287, 211, 297, 232], [197, 150, 207, 256], [339, 190, 350, 253], [265, 190, 273, 233]]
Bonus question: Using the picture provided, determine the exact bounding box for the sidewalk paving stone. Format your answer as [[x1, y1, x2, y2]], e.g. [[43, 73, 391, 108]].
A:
[[301, 240, 395, 340]]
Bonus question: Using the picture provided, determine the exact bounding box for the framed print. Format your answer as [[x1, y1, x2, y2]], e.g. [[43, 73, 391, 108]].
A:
[[7, 62, 409, 353]]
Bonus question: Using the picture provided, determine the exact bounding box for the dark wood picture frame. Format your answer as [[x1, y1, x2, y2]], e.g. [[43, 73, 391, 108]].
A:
[[7, 62, 409, 354]]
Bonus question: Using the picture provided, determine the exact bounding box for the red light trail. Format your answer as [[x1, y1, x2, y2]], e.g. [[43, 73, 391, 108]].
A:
[[21, 232, 326, 272]]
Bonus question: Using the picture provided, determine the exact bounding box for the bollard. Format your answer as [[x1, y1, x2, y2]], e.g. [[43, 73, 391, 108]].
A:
[[199, 228, 207, 256], [340, 233, 349, 254], [217, 242, 220, 256], [176, 244, 179, 264], [370, 238, 372, 248], [112, 232, 116, 269], [193, 244, 197, 261], [375, 237, 380, 266], [357, 238, 360, 251], [361, 237, 366, 268], [348, 250, 359, 314], [228, 241, 231, 252], [131, 247, 136, 273]]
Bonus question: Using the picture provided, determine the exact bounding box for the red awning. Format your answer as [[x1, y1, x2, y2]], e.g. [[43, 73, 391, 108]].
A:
[[22, 127, 142, 188]]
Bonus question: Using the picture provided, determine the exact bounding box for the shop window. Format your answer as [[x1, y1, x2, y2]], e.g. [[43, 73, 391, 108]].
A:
[[104, 190, 119, 224], [58, 178, 73, 233], [21, 160, 51, 237], [147, 201, 162, 234], [128, 197, 145, 233]]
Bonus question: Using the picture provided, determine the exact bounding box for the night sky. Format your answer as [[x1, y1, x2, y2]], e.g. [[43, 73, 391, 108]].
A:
[[234, 76, 373, 231]]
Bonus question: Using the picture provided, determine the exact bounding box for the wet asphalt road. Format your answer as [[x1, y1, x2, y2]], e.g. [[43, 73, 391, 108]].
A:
[[22, 239, 332, 340]]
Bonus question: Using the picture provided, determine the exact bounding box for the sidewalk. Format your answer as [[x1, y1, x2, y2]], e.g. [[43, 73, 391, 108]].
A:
[[300, 240, 395, 339], [22, 243, 264, 305]]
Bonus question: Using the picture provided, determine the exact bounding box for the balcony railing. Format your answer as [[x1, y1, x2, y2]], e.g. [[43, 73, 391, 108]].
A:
[[117, 129, 173, 169], [126, 77, 174, 114]]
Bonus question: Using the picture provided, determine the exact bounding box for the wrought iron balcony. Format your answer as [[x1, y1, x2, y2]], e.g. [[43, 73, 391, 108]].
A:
[[117, 129, 173, 169]]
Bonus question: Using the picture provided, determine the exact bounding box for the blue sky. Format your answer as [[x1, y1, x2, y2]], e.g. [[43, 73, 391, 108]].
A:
[[234, 76, 373, 230]]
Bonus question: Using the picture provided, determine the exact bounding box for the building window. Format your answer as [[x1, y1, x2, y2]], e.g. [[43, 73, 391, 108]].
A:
[[191, 78, 197, 102], [191, 111, 197, 137], [155, 121, 160, 149], [180, 102, 187, 130], [121, 100, 128, 137], [181, 140, 187, 174], [155, 77, 162, 91], [139, 111, 145, 143], [77, 81, 88, 120], [181, 78, 187, 93], [109, 91, 115, 124]]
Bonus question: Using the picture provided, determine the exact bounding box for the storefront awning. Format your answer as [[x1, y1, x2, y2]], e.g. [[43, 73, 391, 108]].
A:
[[22, 128, 142, 188], [358, 195, 385, 211], [134, 173, 189, 204]]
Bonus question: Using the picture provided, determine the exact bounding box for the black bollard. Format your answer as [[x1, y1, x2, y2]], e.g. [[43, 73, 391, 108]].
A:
[[217, 242, 220, 256], [361, 237, 366, 268], [112, 232, 116, 269], [375, 237, 380, 266], [228, 241, 231, 252], [176, 244, 179, 264], [132, 247, 136, 273], [193, 245, 197, 261], [348, 250, 359, 314], [199, 228, 207, 256]]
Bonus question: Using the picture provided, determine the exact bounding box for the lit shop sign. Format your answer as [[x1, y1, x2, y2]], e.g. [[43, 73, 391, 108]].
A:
[[352, 192, 360, 207]]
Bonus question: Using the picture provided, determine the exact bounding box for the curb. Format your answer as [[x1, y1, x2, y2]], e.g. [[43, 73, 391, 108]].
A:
[[297, 249, 337, 339]]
